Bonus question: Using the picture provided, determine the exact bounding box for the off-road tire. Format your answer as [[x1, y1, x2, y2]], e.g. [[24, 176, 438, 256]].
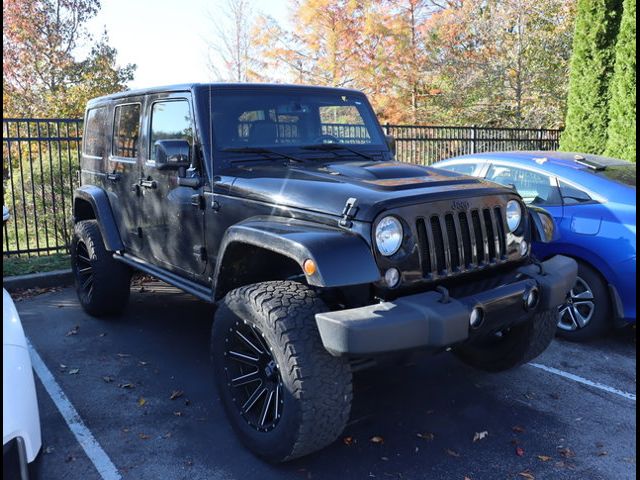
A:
[[211, 281, 353, 463], [454, 309, 557, 372], [70, 220, 131, 316], [556, 261, 611, 342]]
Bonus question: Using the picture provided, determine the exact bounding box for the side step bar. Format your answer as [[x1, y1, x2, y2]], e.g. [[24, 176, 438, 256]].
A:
[[113, 253, 213, 303]]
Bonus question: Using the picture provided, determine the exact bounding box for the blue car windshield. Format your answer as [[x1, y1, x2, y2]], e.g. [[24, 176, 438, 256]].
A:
[[209, 91, 384, 150]]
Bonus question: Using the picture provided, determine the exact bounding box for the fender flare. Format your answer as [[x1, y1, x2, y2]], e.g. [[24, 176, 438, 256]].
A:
[[213, 217, 380, 293], [73, 186, 124, 252]]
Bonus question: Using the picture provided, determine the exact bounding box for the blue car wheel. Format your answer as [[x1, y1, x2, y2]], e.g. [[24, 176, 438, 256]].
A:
[[557, 261, 612, 341]]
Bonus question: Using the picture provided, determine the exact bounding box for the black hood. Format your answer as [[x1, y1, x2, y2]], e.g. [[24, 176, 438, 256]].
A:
[[225, 160, 511, 221]]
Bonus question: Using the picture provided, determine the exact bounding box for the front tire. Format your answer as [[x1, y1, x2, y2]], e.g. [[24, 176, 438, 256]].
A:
[[70, 220, 131, 317], [454, 309, 557, 372], [211, 281, 352, 462], [556, 261, 611, 341]]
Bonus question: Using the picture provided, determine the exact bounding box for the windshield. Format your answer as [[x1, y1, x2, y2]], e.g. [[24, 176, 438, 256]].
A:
[[593, 163, 636, 187], [209, 91, 385, 151]]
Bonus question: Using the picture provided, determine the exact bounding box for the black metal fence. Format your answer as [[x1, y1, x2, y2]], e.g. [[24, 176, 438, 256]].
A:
[[2, 118, 561, 257]]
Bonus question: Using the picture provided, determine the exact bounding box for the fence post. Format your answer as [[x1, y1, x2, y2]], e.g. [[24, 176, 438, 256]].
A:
[[384, 122, 390, 136], [471, 125, 477, 154]]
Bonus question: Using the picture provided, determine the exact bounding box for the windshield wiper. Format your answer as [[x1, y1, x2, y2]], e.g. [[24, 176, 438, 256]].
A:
[[301, 143, 375, 161], [223, 147, 305, 164]]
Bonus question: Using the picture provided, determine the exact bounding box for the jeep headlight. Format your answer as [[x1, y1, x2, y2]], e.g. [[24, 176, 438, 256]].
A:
[[375, 216, 403, 256], [506, 200, 522, 232]]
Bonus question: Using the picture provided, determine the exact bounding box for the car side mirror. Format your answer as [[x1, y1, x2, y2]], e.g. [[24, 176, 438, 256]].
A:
[[385, 134, 396, 156], [527, 206, 557, 243], [154, 139, 191, 171]]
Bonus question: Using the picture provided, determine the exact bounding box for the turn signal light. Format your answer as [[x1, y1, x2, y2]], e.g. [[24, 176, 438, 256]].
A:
[[303, 259, 317, 276]]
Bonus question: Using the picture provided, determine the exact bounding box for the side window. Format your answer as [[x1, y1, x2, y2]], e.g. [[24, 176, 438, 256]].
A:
[[486, 165, 561, 205], [83, 107, 106, 157], [559, 180, 592, 204], [112, 104, 141, 158], [149, 100, 193, 160], [443, 163, 479, 176]]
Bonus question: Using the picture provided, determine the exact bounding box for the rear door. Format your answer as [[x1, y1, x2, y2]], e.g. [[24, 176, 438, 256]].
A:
[[105, 100, 144, 254], [138, 93, 206, 276]]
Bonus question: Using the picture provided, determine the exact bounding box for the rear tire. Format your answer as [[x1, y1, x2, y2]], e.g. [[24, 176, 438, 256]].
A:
[[211, 281, 352, 462], [70, 220, 131, 317], [556, 261, 611, 342], [454, 309, 557, 372]]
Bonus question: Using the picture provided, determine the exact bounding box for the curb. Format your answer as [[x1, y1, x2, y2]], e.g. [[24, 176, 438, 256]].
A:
[[3, 269, 74, 292]]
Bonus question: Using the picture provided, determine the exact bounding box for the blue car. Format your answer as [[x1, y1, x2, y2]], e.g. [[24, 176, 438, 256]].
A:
[[433, 151, 636, 341]]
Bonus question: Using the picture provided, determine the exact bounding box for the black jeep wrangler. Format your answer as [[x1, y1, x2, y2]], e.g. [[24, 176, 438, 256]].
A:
[[72, 83, 577, 462]]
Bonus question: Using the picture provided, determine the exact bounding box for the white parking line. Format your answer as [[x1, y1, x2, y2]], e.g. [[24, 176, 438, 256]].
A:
[[529, 362, 636, 401], [27, 338, 122, 480]]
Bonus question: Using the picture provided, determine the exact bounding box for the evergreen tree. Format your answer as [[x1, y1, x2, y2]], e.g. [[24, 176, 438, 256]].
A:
[[560, 0, 623, 153], [605, 0, 636, 162]]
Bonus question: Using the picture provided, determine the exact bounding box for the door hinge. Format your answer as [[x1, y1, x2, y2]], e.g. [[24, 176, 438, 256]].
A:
[[339, 197, 358, 228], [191, 194, 205, 210]]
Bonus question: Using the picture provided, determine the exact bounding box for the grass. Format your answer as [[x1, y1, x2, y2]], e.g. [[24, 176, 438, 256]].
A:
[[3, 253, 70, 277]]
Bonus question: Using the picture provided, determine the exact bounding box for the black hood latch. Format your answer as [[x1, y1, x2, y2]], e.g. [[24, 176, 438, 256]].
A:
[[339, 197, 359, 228]]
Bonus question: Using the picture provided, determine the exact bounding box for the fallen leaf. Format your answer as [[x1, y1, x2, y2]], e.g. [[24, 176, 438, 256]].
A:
[[516, 446, 525, 457], [537, 455, 552, 462], [103, 376, 114, 383], [473, 431, 488, 442], [170, 390, 184, 400], [518, 471, 535, 479], [173, 411, 183, 417], [138, 397, 147, 407], [66, 326, 79, 336], [445, 449, 460, 457], [597, 451, 608, 457], [119, 383, 135, 389], [138, 433, 150, 440], [68, 368, 80, 375], [512, 425, 525, 433], [343, 436, 354, 446], [558, 447, 575, 458], [370, 436, 384, 444], [59, 364, 67, 370], [417, 432, 435, 441]]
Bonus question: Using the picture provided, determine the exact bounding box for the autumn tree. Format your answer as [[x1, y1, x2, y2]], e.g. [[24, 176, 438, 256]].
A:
[[605, 0, 636, 162], [3, 0, 135, 118], [206, 0, 262, 82], [560, 0, 623, 153]]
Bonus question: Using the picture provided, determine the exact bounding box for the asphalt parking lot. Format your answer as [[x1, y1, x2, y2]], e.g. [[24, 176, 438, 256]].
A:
[[15, 279, 636, 480]]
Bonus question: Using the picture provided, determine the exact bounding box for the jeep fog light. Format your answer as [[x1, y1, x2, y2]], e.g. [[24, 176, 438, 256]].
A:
[[384, 268, 400, 288], [469, 307, 484, 329], [519, 240, 528, 256]]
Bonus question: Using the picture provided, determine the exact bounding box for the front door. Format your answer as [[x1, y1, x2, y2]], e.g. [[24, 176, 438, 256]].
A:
[[138, 93, 206, 277]]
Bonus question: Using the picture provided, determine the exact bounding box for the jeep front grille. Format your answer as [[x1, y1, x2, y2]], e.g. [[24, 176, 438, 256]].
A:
[[416, 207, 507, 279]]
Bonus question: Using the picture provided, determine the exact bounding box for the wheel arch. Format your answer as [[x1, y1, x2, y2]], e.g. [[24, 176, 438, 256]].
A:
[[212, 218, 380, 301], [73, 186, 124, 252]]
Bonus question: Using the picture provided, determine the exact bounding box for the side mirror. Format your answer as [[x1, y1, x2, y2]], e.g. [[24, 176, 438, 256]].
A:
[[154, 139, 191, 170], [527, 206, 557, 243], [385, 134, 396, 156]]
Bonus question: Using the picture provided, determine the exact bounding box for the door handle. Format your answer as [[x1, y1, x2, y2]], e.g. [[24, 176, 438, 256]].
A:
[[107, 173, 120, 182], [140, 179, 157, 189]]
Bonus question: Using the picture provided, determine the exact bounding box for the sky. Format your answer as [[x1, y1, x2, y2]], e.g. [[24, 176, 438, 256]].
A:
[[83, 0, 290, 88]]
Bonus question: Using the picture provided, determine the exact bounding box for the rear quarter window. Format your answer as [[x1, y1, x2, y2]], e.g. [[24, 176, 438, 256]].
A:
[[83, 107, 107, 157], [112, 103, 141, 158]]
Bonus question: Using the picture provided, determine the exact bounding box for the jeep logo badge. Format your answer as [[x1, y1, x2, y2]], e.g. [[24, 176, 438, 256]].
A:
[[451, 200, 470, 211]]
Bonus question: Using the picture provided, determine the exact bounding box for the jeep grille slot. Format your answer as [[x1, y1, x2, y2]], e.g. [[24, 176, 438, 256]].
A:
[[416, 206, 506, 279]]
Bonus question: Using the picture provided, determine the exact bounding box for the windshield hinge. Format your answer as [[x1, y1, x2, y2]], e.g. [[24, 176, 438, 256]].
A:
[[339, 197, 359, 228]]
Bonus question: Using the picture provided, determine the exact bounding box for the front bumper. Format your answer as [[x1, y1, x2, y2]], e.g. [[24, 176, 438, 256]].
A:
[[315, 255, 577, 356]]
